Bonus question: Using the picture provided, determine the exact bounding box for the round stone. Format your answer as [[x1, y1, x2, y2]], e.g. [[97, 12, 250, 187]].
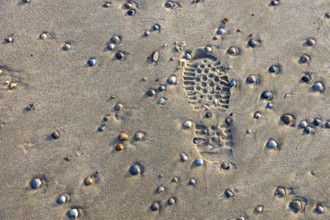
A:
[[156, 186, 165, 194], [30, 178, 42, 189], [268, 65, 280, 73], [84, 176, 94, 186], [158, 97, 166, 105], [134, 131, 145, 141], [274, 187, 286, 198], [225, 189, 234, 198], [312, 82, 324, 92], [188, 178, 196, 185], [114, 103, 123, 111], [248, 39, 258, 47], [167, 75, 177, 84], [115, 143, 124, 151], [172, 177, 179, 182], [255, 205, 264, 214], [313, 118, 322, 126], [51, 130, 60, 139], [180, 153, 188, 162], [326, 12, 330, 18], [266, 139, 278, 149], [262, 91, 273, 100], [168, 198, 176, 205], [289, 199, 302, 213], [183, 120, 193, 129], [229, 80, 237, 88], [271, 0, 280, 6], [23, 0, 31, 3], [304, 126, 313, 134], [129, 164, 141, 175], [103, 116, 110, 121], [185, 53, 192, 60], [266, 102, 273, 109], [39, 33, 48, 40], [103, 2, 111, 7], [280, 114, 294, 125], [306, 38, 316, 46], [237, 217, 245, 220], [315, 204, 324, 214], [57, 194, 69, 204], [152, 24, 160, 31], [26, 103, 35, 111], [98, 126, 105, 132], [298, 120, 308, 128], [205, 112, 212, 118], [111, 35, 121, 44], [150, 202, 160, 211], [67, 208, 79, 219], [127, 9, 136, 16], [254, 112, 261, 119], [227, 46, 240, 56], [108, 43, 115, 50], [205, 46, 212, 53], [159, 85, 166, 91], [217, 28, 226, 35], [221, 162, 230, 170], [147, 89, 156, 97], [246, 74, 258, 84], [115, 51, 125, 60], [119, 133, 129, 141], [325, 121, 330, 128], [194, 158, 204, 166], [5, 37, 13, 43], [63, 43, 71, 51], [301, 75, 310, 83], [87, 58, 96, 66], [300, 54, 310, 64], [144, 31, 150, 36]]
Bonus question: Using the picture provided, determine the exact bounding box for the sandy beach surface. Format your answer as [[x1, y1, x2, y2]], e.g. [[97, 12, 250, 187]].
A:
[[0, 0, 329, 219]]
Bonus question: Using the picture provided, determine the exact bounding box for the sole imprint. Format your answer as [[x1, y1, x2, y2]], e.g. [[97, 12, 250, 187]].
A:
[[182, 48, 233, 163]]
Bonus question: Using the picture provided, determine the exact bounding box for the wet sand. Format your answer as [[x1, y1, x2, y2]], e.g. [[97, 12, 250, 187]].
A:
[[0, 0, 329, 219]]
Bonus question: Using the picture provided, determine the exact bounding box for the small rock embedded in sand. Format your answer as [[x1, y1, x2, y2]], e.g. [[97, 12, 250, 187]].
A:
[[325, 121, 330, 128], [217, 28, 226, 35], [159, 85, 166, 91], [270, 0, 280, 6], [51, 130, 60, 139], [227, 46, 240, 56], [254, 205, 264, 214], [312, 82, 324, 92], [298, 120, 308, 128], [119, 132, 129, 141], [183, 120, 192, 129], [115, 143, 124, 151], [144, 31, 150, 37], [165, 1, 175, 9], [246, 74, 258, 84], [325, 12, 330, 18], [151, 51, 159, 62], [289, 199, 303, 213], [152, 24, 161, 31], [204, 46, 212, 53], [304, 126, 314, 134], [306, 38, 316, 46], [84, 176, 94, 186], [299, 54, 310, 64], [229, 80, 237, 88], [168, 198, 176, 205], [5, 37, 13, 43], [248, 39, 258, 48], [67, 208, 79, 219], [313, 118, 322, 126], [26, 103, 35, 111], [57, 194, 69, 204], [156, 186, 165, 194], [280, 114, 294, 125], [134, 131, 145, 141], [30, 178, 42, 189], [266, 139, 278, 149], [63, 43, 71, 51], [261, 90, 273, 100], [103, 2, 112, 8], [301, 74, 311, 83], [111, 35, 121, 44], [188, 178, 196, 185], [87, 58, 96, 67], [180, 153, 188, 162], [224, 189, 234, 198], [98, 126, 105, 132], [108, 43, 115, 50], [274, 186, 286, 198], [185, 52, 192, 60], [150, 202, 160, 211], [194, 158, 204, 166], [221, 162, 230, 170], [115, 51, 125, 60], [8, 82, 18, 90], [315, 204, 324, 214], [254, 112, 261, 119], [129, 164, 141, 175], [147, 89, 156, 97], [39, 32, 48, 40], [172, 177, 178, 182], [167, 75, 177, 84], [114, 102, 123, 111], [158, 97, 166, 105], [127, 9, 136, 16], [268, 65, 280, 74]]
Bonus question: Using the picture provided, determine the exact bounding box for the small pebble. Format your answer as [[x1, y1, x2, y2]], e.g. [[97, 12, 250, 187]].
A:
[[266, 139, 278, 149], [152, 24, 161, 31], [289, 199, 302, 213], [156, 186, 165, 194], [271, 0, 280, 6], [261, 90, 273, 100], [180, 153, 188, 162], [300, 54, 310, 63], [103, 116, 110, 121], [229, 80, 237, 88], [115, 51, 125, 60], [306, 38, 316, 46], [127, 9, 136, 16], [194, 158, 204, 166], [266, 103, 273, 109], [147, 89, 156, 97], [129, 164, 141, 175], [246, 74, 258, 84], [254, 112, 261, 119], [165, 1, 175, 8], [325, 121, 330, 128], [188, 178, 196, 185], [312, 82, 324, 92], [98, 126, 105, 132], [84, 176, 94, 186], [119, 132, 129, 141], [280, 114, 294, 125], [221, 162, 230, 170], [23, 0, 31, 3], [150, 202, 160, 211], [108, 43, 115, 50], [111, 35, 121, 44], [255, 205, 264, 214], [274, 187, 286, 198], [205, 112, 212, 118], [114, 102, 123, 111], [224, 189, 234, 198], [172, 177, 179, 182], [123, 2, 133, 9], [167, 75, 177, 84], [63, 43, 71, 51], [183, 120, 193, 129], [30, 178, 42, 189], [301, 75, 310, 83], [115, 143, 124, 151], [39, 33, 48, 40], [5, 37, 13, 43], [168, 198, 176, 205], [134, 131, 145, 141], [51, 130, 60, 139], [304, 126, 314, 134], [151, 51, 159, 62], [315, 204, 324, 214], [325, 12, 330, 18], [159, 85, 166, 91], [67, 208, 79, 219], [298, 120, 308, 128], [185, 53, 192, 60], [87, 58, 96, 67], [103, 2, 112, 7], [217, 28, 226, 35], [8, 82, 17, 90], [26, 103, 35, 111], [248, 39, 258, 47], [144, 31, 150, 36], [313, 118, 322, 126], [268, 65, 280, 73], [57, 194, 69, 204], [227, 46, 240, 56], [158, 97, 166, 105], [237, 217, 245, 220], [204, 46, 212, 53]]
